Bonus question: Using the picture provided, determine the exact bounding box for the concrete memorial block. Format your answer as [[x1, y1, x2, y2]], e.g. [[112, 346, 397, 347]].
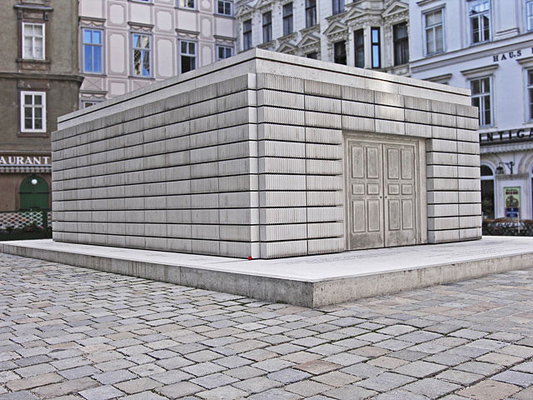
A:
[[53, 49, 481, 259]]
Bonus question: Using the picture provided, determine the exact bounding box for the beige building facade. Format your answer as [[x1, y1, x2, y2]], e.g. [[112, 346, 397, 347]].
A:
[[0, 0, 82, 212], [79, 0, 237, 107]]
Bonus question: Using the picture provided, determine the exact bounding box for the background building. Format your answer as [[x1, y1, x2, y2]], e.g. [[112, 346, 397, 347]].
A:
[[0, 0, 82, 212], [410, 0, 533, 221], [236, 0, 410, 75], [79, 0, 237, 107]]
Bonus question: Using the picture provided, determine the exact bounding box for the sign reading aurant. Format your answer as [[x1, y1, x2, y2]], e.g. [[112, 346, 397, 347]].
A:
[[0, 155, 51, 166]]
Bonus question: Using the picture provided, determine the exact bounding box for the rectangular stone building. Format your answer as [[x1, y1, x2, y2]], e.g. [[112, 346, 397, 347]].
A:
[[53, 49, 481, 259]]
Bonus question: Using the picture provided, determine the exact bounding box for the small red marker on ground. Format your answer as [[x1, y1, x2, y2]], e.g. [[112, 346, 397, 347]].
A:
[[248, 256, 252, 260]]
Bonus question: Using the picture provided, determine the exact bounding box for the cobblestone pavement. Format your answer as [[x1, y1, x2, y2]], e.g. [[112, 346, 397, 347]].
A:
[[2, 254, 533, 400]]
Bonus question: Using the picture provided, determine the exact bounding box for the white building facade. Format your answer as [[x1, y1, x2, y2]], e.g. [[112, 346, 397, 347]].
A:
[[236, 0, 410, 76], [410, 0, 533, 220], [78, 0, 237, 106]]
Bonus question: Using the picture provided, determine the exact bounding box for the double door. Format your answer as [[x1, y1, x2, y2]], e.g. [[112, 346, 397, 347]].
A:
[[346, 137, 421, 250]]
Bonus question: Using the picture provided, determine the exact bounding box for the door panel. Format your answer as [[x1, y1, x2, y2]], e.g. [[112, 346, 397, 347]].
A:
[[347, 140, 384, 250], [347, 138, 419, 250], [384, 143, 417, 247]]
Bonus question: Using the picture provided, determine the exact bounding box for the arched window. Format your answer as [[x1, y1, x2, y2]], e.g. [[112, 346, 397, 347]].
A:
[[481, 165, 495, 219], [19, 175, 49, 210]]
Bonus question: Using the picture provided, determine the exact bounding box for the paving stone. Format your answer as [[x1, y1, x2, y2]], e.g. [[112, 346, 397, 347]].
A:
[[324, 383, 378, 400], [341, 363, 384, 379], [0, 391, 40, 400], [78, 385, 124, 400], [393, 360, 447, 378], [94, 369, 137, 385], [196, 385, 248, 400], [372, 389, 431, 400], [5, 373, 63, 391], [357, 371, 416, 391], [285, 380, 333, 397], [492, 370, 533, 387], [233, 376, 282, 393], [114, 377, 160, 394], [436, 369, 484, 385], [458, 380, 521, 400], [367, 356, 409, 370], [246, 388, 300, 400], [295, 360, 342, 375], [267, 368, 311, 384], [311, 371, 360, 387], [32, 377, 99, 398], [511, 386, 533, 400], [401, 377, 460, 398]]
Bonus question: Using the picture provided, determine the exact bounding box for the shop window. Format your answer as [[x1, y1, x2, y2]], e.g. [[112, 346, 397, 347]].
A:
[[243, 20, 252, 50], [306, 0, 317, 28], [481, 165, 495, 219], [334, 41, 346, 65], [393, 23, 409, 66], [471, 76, 492, 126], [262, 11, 272, 43], [82, 28, 103, 74], [19, 176, 49, 211], [20, 91, 46, 133], [180, 40, 197, 73], [354, 29, 364, 68], [371, 27, 381, 69], [424, 9, 444, 55], [23, 23, 45, 60], [469, 0, 491, 44], [283, 3, 293, 36], [132, 33, 151, 77]]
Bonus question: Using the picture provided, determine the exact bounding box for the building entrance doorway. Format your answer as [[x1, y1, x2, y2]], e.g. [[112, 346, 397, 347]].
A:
[[346, 136, 424, 250], [19, 175, 49, 210]]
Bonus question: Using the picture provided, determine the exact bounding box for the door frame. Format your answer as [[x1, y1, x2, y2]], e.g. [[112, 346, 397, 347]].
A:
[[344, 132, 427, 250]]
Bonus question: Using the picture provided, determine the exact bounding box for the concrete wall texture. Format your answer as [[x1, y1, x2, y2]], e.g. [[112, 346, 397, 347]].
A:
[[52, 49, 482, 259]]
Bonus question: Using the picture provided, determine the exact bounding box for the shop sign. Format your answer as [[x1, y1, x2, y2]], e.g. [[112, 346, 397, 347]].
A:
[[492, 47, 533, 62], [0, 155, 51, 166], [504, 187, 521, 218], [480, 128, 533, 143]]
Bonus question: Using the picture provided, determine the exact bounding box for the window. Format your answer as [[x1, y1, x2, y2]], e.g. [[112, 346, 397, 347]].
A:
[[334, 41, 346, 65], [179, 0, 195, 9], [471, 77, 492, 126], [132, 0, 152, 2], [307, 52, 318, 59], [21, 92, 46, 133], [132, 33, 151, 77], [354, 29, 364, 68], [82, 28, 103, 74], [243, 20, 252, 50], [371, 27, 381, 69], [332, 0, 344, 15], [393, 23, 409, 66], [22, 23, 45, 60], [217, 45, 233, 60], [424, 9, 444, 55], [526, 0, 533, 31], [306, 0, 317, 28], [527, 69, 533, 120], [481, 165, 495, 219], [283, 3, 293, 36], [263, 12, 272, 43], [217, 0, 232, 15], [469, 0, 491, 44], [180, 40, 196, 73]]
